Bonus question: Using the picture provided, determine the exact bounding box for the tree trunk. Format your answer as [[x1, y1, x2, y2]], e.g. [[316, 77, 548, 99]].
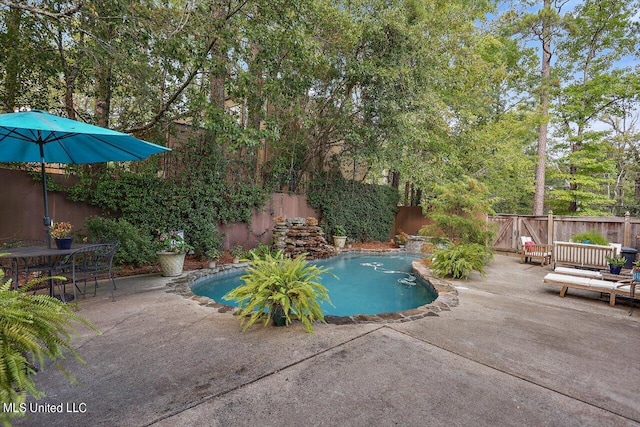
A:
[[4, 6, 22, 113], [94, 18, 114, 128], [94, 61, 112, 128], [533, 0, 552, 216], [209, 3, 227, 110]]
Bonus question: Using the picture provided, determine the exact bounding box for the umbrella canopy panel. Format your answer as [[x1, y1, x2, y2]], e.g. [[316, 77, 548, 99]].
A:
[[0, 110, 170, 164], [0, 109, 171, 248]]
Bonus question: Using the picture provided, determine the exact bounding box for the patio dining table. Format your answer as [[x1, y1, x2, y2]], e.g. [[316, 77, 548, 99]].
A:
[[2, 243, 95, 300]]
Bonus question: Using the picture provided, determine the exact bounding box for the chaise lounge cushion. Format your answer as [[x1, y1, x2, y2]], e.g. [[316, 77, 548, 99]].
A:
[[543, 272, 632, 306], [553, 267, 602, 279]]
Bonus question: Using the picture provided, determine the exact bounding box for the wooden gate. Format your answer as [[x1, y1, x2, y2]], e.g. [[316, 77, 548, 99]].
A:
[[491, 215, 516, 252], [490, 215, 550, 252], [519, 216, 550, 245]]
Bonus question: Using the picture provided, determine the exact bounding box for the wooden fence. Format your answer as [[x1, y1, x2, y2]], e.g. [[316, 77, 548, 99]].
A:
[[6, 166, 639, 252], [489, 212, 640, 253]]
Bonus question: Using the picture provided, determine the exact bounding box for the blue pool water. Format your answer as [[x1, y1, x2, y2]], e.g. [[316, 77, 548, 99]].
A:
[[190, 253, 438, 316]]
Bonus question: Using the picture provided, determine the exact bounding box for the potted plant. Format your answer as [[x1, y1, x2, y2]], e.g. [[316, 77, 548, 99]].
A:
[[230, 245, 245, 263], [207, 249, 221, 269], [0, 271, 99, 426], [395, 230, 409, 248], [50, 221, 74, 249], [223, 251, 333, 333], [633, 260, 640, 282], [605, 255, 626, 275], [156, 230, 192, 277], [333, 225, 347, 249], [570, 230, 608, 246]]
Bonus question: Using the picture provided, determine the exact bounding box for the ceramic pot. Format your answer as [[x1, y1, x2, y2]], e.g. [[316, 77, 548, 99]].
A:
[[55, 237, 73, 250], [609, 265, 623, 275], [157, 251, 186, 276]]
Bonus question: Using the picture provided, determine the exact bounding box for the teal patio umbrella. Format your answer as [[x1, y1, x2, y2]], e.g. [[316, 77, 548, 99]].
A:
[[0, 109, 171, 247]]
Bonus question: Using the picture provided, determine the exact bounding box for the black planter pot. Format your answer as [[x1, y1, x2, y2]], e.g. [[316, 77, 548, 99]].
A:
[[55, 237, 73, 250], [271, 304, 287, 327]]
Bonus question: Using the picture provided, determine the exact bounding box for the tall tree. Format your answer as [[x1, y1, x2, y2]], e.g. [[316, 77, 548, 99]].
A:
[[532, 0, 552, 215], [504, 0, 566, 215], [550, 0, 640, 214]]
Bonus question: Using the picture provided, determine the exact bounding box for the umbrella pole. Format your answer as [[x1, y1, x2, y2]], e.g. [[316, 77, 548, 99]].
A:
[[40, 156, 52, 248]]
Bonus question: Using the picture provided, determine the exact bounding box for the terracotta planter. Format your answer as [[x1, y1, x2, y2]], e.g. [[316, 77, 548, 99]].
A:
[[157, 251, 186, 277]]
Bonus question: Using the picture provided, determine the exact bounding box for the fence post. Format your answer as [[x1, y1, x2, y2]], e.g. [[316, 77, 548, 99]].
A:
[[547, 210, 554, 244], [624, 211, 631, 247]]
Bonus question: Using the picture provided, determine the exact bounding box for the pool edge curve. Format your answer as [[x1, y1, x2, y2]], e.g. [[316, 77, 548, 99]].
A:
[[164, 251, 459, 325]]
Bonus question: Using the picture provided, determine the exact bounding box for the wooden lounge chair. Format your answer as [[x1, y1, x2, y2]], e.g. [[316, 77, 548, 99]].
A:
[[520, 236, 552, 266], [543, 272, 632, 306]]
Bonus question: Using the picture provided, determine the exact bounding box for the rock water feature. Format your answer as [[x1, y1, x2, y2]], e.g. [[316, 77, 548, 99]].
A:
[[272, 217, 335, 259], [405, 235, 427, 254]]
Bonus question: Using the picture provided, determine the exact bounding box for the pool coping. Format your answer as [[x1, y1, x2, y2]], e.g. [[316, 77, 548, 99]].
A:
[[164, 249, 459, 324]]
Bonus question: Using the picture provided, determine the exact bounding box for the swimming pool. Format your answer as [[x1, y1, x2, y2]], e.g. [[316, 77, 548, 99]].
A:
[[190, 253, 438, 317]]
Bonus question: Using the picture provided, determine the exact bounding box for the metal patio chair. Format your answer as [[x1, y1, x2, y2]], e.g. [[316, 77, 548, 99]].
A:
[[59, 242, 119, 301]]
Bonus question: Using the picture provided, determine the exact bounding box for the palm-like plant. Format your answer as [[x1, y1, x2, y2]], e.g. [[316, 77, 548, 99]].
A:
[[0, 269, 100, 425], [224, 251, 332, 333]]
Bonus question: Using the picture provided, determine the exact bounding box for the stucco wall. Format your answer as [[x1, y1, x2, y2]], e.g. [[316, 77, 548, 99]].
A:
[[0, 169, 319, 250], [0, 169, 103, 245]]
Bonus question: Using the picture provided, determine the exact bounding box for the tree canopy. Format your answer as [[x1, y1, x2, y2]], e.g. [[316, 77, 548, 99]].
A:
[[1, 0, 639, 218]]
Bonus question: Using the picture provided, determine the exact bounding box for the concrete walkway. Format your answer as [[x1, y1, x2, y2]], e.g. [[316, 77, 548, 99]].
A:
[[12, 255, 640, 427]]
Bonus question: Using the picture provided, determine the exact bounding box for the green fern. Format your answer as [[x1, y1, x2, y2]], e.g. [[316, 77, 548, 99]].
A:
[[224, 252, 333, 333], [431, 243, 493, 279], [0, 268, 100, 426]]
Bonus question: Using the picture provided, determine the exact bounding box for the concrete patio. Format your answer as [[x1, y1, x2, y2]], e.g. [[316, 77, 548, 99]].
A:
[[12, 254, 640, 427]]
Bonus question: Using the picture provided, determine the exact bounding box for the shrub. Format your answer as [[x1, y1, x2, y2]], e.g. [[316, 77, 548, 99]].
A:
[[68, 138, 264, 261], [570, 230, 608, 245], [419, 176, 495, 245], [430, 243, 493, 279], [83, 216, 156, 267]]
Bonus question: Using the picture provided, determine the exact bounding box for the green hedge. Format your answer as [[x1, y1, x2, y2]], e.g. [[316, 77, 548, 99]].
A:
[[306, 171, 399, 242], [68, 137, 266, 261]]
